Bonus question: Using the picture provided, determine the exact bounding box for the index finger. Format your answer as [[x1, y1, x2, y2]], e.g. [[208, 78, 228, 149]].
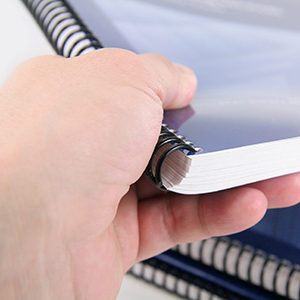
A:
[[247, 172, 300, 208]]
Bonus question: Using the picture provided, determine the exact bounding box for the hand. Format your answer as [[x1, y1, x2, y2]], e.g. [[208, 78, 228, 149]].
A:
[[0, 49, 299, 300]]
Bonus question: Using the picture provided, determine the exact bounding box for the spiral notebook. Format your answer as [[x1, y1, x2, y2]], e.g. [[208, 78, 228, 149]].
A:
[[130, 253, 248, 300], [66, 0, 300, 195], [131, 250, 287, 300], [172, 234, 300, 300], [21, 0, 300, 195], [131, 203, 300, 300]]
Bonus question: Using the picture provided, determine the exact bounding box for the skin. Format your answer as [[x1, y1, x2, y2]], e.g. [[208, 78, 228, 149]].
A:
[[0, 48, 299, 300]]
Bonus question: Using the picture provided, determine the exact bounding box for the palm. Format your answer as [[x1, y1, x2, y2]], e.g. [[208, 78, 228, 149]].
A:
[[68, 172, 300, 300]]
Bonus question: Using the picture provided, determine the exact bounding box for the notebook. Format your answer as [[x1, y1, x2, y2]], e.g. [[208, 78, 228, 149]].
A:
[[21, 0, 300, 195], [130, 254, 247, 300], [131, 203, 300, 300], [131, 250, 286, 300]]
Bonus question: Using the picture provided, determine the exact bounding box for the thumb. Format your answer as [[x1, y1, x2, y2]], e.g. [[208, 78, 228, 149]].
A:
[[116, 52, 198, 185], [139, 53, 198, 109]]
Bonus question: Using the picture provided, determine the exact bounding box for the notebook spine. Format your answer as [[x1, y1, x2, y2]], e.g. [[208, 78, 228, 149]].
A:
[[173, 238, 300, 300], [21, 0, 103, 57], [145, 124, 200, 190], [129, 257, 240, 300]]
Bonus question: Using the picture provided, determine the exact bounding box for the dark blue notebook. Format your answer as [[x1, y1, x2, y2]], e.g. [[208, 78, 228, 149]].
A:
[[173, 203, 300, 299], [67, 0, 300, 194]]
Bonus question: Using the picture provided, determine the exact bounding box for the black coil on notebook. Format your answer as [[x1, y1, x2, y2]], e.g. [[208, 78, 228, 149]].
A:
[[21, 0, 103, 57], [174, 238, 300, 300], [129, 257, 243, 300], [145, 125, 199, 190]]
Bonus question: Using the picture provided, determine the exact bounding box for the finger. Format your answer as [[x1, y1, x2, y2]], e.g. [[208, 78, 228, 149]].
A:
[[247, 173, 300, 208], [139, 53, 198, 109], [135, 175, 166, 200], [113, 187, 140, 271], [136, 187, 268, 261]]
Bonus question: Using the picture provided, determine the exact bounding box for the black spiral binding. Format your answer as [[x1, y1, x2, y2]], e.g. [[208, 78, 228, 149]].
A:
[[129, 257, 243, 300], [145, 124, 200, 190], [21, 0, 103, 57], [174, 237, 300, 300], [21, 0, 200, 190]]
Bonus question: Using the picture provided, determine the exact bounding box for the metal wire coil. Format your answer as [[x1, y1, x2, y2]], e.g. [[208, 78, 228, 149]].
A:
[[22, 0, 103, 57]]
